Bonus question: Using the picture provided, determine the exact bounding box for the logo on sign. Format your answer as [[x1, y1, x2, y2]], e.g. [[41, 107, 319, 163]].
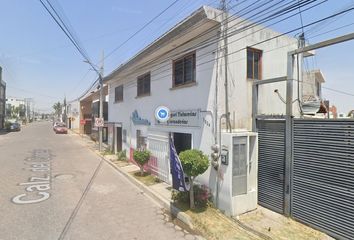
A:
[[155, 106, 170, 122], [94, 118, 104, 127], [156, 109, 200, 127]]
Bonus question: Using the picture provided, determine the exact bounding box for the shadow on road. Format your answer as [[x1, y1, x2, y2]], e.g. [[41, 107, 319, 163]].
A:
[[0, 130, 9, 135]]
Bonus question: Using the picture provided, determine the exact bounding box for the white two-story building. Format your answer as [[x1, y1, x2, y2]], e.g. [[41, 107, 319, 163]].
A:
[[104, 6, 302, 215]]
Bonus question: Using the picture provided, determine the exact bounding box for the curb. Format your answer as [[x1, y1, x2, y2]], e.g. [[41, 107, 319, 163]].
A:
[[102, 156, 194, 230], [70, 130, 194, 229]]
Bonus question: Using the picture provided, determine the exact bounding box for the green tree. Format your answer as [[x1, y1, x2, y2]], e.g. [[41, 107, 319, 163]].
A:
[[18, 104, 26, 118], [53, 102, 62, 118], [133, 150, 151, 176], [5, 104, 12, 118], [179, 149, 209, 209]]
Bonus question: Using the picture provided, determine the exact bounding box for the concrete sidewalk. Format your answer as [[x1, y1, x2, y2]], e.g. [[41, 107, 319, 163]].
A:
[[70, 130, 332, 240]]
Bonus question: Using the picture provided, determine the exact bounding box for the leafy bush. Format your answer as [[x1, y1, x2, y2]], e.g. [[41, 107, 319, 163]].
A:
[[179, 149, 209, 209], [133, 149, 150, 176], [4, 121, 11, 130], [172, 184, 212, 208], [179, 149, 209, 178], [117, 150, 127, 161]]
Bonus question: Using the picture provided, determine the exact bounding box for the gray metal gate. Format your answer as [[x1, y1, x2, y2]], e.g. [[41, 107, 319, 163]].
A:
[[257, 119, 286, 214], [293, 119, 354, 240]]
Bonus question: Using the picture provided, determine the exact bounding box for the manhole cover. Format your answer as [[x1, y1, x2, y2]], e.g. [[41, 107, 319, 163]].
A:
[[54, 174, 74, 180]]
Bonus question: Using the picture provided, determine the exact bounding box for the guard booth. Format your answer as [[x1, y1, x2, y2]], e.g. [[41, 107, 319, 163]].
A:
[[218, 131, 258, 216]]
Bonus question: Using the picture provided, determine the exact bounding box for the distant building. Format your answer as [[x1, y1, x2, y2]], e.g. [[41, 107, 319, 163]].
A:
[[66, 100, 80, 131], [0, 67, 6, 129], [78, 84, 109, 143], [301, 70, 325, 115], [5, 97, 34, 121], [6, 97, 26, 119]]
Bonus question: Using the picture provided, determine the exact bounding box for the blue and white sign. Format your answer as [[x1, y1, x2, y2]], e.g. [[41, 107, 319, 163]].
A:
[[155, 106, 170, 122]]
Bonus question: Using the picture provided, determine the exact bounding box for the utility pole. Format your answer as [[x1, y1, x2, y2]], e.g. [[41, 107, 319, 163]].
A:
[[98, 51, 104, 152], [63, 96, 67, 124], [220, 0, 232, 132], [297, 33, 305, 117]]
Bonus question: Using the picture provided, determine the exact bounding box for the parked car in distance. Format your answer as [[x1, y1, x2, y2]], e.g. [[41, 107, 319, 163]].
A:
[[54, 123, 68, 134], [53, 121, 61, 130], [7, 122, 21, 132]]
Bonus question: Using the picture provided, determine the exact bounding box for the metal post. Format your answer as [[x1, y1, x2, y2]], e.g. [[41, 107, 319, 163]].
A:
[[220, 0, 232, 132], [284, 53, 294, 216], [252, 84, 258, 132], [98, 52, 104, 152]]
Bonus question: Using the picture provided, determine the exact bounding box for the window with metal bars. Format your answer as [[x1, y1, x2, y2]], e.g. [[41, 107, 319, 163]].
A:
[[173, 52, 196, 87], [137, 73, 151, 97]]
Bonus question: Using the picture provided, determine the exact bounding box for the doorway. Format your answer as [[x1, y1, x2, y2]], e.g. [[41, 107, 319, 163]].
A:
[[173, 132, 192, 155], [116, 127, 122, 152]]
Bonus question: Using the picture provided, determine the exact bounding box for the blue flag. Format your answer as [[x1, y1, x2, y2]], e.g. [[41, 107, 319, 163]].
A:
[[170, 137, 190, 192]]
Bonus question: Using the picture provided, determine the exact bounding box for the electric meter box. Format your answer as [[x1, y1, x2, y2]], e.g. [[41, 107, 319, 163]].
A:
[[218, 131, 258, 216]]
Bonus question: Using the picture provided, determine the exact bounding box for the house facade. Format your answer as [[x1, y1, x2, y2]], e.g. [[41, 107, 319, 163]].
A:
[[104, 6, 301, 215], [78, 84, 113, 145], [66, 100, 80, 131]]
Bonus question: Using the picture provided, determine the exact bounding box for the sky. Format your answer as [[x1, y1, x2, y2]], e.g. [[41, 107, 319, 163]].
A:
[[1, 0, 354, 114]]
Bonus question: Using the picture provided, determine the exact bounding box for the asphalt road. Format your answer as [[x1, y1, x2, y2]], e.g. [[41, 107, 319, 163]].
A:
[[0, 122, 197, 240]]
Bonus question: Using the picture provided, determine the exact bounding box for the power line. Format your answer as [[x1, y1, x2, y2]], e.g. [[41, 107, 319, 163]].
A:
[[77, 0, 331, 101], [38, 0, 100, 75], [127, 0, 220, 56], [304, 1, 354, 36], [297, 0, 305, 34], [104, 0, 325, 84], [119, 6, 354, 93], [73, 0, 184, 100], [103, 0, 182, 61], [82, 0, 303, 90], [103, 0, 303, 81], [309, 21, 354, 39]]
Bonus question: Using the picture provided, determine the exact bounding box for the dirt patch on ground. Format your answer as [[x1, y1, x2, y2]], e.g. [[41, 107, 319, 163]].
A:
[[238, 207, 333, 240], [171, 202, 333, 240], [174, 202, 261, 240]]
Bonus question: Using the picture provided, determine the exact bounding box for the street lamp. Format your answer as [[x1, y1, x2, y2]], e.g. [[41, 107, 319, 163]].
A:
[[84, 59, 104, 152]]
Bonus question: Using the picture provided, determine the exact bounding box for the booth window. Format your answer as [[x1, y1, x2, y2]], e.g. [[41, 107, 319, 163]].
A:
[[114, 85, 123, 102], [247, 48, 262, 80], [232, 137, 248, 196], [137, 73, 151, 97], [173, 52, 196, 87]]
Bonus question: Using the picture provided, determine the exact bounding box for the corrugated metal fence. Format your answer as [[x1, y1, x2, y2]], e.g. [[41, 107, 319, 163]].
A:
[[257, 119, 354, 240], [292, 119, 354, 240], [257, 120, 285, 214]]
